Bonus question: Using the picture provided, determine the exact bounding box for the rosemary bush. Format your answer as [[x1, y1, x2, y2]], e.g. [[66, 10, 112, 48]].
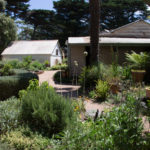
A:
[[20, 80, 75, 136]]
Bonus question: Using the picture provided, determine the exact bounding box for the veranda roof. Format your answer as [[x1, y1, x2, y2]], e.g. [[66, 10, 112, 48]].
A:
[[2, 40, 58, 55], [68, 37, 150, 46]]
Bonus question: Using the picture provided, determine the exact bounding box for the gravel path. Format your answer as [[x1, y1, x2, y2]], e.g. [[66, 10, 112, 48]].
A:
[[38, 71, 80, 98], [38, 71, 113, 115]]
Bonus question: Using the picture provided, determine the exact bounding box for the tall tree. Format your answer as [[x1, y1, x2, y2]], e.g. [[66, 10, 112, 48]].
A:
[[89, 0, 100, 64], [101, 0, 149, 29], [53, 0, 89, 45], [0, 14, 17, 54], [5, 0, 30, 19], [25, 9, 55, 40], [0, 0, 6, 11], [143, 0, 150, 5]]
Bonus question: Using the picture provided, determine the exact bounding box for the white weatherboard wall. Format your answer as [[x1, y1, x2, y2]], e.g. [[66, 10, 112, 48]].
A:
[[1, 40, 62, 67], [50, 44, 62, 66], [2, 54, 51, 63]]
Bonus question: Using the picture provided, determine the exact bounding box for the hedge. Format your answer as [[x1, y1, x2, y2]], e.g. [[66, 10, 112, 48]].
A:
[[0, 70, 38, 100]]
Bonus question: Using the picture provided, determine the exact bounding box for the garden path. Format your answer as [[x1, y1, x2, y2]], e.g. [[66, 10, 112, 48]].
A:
[[38, 71, 113, 116], [38, 71, 80, 98]]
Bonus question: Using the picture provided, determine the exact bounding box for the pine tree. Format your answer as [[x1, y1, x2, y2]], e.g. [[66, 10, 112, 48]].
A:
[[5, 0, 30, 19], [53, 0, 89, 45], [101, 0, 149, 29]]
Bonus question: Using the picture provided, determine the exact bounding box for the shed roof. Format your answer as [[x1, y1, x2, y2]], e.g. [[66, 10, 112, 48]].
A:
[[68, 37, 150, 45], [2, 40, 58, 55]]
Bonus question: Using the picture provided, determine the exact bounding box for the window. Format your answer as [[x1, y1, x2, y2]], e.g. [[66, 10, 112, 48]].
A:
[[56, 49, 58, 56]]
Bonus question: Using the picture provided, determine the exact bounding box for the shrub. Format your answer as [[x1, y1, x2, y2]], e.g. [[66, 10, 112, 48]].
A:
[[0, 64, 14, 76], [79, 66, 99, 90], [1, 126, 52, 150], [6, 59, 22, 69], [0, 97, 21, 134], [44, 60, 50, 67], [20, 80, 75, 136], [56, 96, 148, 150], [0, 69, 38, 100], [89, 90, 97, 99], [95, 80, 110, 101], [50, 63, 68, 70], [22, 56, 32, 69], [79, 63, 109, 90], [29, 60, 44, 71]]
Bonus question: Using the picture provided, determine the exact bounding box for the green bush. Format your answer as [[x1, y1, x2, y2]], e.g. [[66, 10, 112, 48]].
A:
[[0, 97, 21, 134], [79, 66, 99, 89], [22, 56, 32, 69], [56, 96, 148, 150], [6, 59, 22, 69], [44, 60, 50, 67], [20, 80, 75, 136], [0, 64, 14, 76], [1, 126, 52, 150], [0, 69, 38, 100], [89, 90, 97, 99], [29, 60, 44, 71], [95, 80, 110, 101], [50, 63, 68, 70]]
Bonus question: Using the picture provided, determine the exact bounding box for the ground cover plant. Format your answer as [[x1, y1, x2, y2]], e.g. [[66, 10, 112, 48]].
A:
[[1, 126, 52, 150], [0, 97, 21, 134]]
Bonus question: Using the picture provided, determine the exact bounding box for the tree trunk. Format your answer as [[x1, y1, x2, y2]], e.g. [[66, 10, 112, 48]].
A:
[[89, 0, 100, 65]]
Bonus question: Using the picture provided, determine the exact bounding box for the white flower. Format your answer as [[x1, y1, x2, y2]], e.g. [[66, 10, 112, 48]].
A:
[[84, 51, 88, 56], [74, 60, 78, 67]]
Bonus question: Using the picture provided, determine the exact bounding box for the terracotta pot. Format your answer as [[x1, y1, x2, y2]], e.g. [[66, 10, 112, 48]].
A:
[[110, 83, 120, 94], [146, 88, 150, 98], [131, 70, 146, 83]]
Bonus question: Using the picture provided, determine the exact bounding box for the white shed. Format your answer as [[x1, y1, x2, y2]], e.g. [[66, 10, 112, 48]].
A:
[[1, 40, 62, 67]]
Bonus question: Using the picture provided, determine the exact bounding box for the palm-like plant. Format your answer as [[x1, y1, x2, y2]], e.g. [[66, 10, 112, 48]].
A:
[[126, 51, 150, 70]]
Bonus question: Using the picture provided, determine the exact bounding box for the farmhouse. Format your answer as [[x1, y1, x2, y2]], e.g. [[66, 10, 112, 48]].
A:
[[67, 20, 150, 74], [1, 40, 62, 67]]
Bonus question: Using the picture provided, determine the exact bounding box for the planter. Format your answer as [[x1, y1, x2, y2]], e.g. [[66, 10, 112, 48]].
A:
[[131, 70, 146, 83], [146, 87, 150, 98], [110, 83, 120, 94]]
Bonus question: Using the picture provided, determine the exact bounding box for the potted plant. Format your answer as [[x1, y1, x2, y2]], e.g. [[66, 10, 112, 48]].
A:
[[126, 51, 150, 82], [146, 87, 150, 98]]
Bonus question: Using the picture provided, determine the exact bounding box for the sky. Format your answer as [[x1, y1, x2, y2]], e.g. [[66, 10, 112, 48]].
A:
[[29, 0, 57, 10]]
